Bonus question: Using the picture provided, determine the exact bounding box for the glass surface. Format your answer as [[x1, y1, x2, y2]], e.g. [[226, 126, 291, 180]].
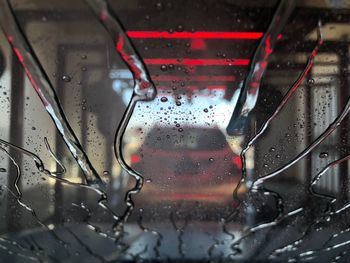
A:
[[0, 0, 350, 262]]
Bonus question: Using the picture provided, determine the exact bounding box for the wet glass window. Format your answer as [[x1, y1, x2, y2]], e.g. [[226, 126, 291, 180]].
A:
[[0, 0, 350, 262]]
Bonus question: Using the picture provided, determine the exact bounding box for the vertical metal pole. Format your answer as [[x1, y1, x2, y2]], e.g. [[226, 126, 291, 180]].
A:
[[7, 52, 25, 231]]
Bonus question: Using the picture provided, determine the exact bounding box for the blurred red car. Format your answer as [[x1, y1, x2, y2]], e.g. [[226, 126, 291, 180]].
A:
[[129, 126, 244, 204]]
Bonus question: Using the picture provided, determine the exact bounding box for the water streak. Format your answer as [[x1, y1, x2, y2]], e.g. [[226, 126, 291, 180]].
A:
[[84, 0, 156, 229], [229, 201, 302, 253], [254, 95, 350, 187], [226, 0, 295, 134], [269, 200, 350, 259], [225, 23, 323, 241], [309, 154, 350, 208], [72, 202, 118, 242], [84, 0, 156, 100], [44, 137, 66, 176], [231, 21, 323, 201], [170, 212, 187, 259], [0, 0, 103, 187], [224, 20, 324, 258], [292, 239, 350, 261], [0, 150, 73, 258], [0, 143, 50, 229], [0, 138, 121, 239], [136, 211, 163, 258], [256, 85, 350, 260], [0, 182, 69, 257]]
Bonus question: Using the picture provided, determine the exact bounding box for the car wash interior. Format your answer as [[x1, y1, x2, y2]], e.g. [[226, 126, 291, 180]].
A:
[[0, 0, 350, 262]]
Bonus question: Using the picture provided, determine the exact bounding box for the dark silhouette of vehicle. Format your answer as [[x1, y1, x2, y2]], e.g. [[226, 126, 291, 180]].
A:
[[129, 126, 243, 204]]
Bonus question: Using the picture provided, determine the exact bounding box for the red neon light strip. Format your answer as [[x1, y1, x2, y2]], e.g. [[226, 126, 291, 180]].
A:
[[144, 58, 249, 66], [152, 75, 236, 82], [127, 31, 263, 39]]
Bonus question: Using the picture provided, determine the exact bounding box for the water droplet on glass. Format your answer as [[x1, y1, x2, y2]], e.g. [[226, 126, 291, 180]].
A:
[[176, 101, 181, 106], [0, 168, 6, 172], [155, 2, 163, 10], [145, 178, 152, 183], [308, 78, 315, 85], [103, 170, 110, 175], [319, 152, 329, 158], [62, 75, 71, 82], [178, 128, 183, 132], [160, 97, 168, 102], [176, 25, 184, 32], [203, 108, 208, 113], [160, 64, 168, 71], [209, 157, 214, 162]]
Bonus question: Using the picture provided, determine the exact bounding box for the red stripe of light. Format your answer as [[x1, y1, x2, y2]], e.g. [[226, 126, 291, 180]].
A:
[[144, 58, 249, 66], [127, 31, 263, 39], [152, 75, 236, 82]]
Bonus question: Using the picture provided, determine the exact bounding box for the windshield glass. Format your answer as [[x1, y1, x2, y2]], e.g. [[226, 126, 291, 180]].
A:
[[1, 0, 350, 262]]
